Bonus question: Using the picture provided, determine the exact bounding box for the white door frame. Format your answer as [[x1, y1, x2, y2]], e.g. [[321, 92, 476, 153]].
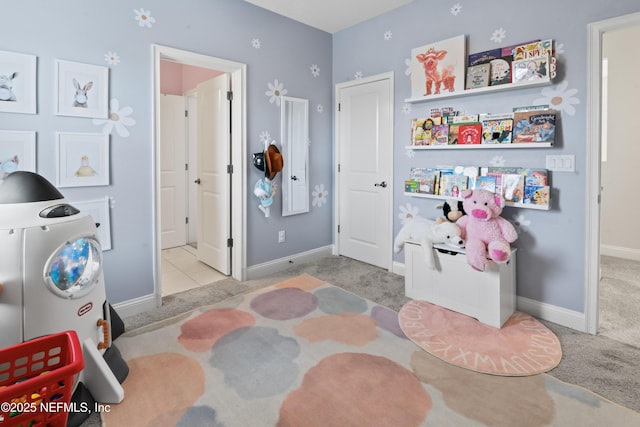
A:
[[152, 44, 247, 307], [585, 11, 640, 334], [333, 72, 394, 270]]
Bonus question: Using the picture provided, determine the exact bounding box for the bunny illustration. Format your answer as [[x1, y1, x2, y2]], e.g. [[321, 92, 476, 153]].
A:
[[73, 78, 93, 108], [0, 72, 18, 101]]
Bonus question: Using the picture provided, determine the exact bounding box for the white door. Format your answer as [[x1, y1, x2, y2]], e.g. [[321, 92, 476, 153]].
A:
[[186, 92, 198, 244], [336, 74, 393, 270], [160, 94, 187, 249], [196, 74, 231, 275]]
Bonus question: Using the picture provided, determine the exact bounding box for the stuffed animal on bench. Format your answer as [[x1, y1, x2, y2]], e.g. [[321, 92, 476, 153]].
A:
[[457, 188, 518, 271], [394, 215, 465, 269]]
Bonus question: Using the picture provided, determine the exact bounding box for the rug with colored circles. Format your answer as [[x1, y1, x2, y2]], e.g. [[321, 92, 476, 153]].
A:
[[102, 274, 640, 426]]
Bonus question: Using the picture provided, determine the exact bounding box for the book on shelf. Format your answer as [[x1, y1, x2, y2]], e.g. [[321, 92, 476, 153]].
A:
[[489, 57, 512, 86], [457, 123, 482, 144], [520, 168, 548, 186], [501, 174, 525, 203], [405, 180, 420, 193], [512, 54, 551, 84], [431, 124, 449, 145], [512, 39, 553, 61], [480, 113, 514, 144], [409, 167, 439, 194], [440, 174, 468, 197], [500, 40, 540, 57], [476, 175, 497, 193], [523, 185, 550, 206], [512, 109, 556, 144], [466, 63, 491, 89], [451, 114, 479, 123], [448, 123, 461, 145], [468, 48, 502, 67]]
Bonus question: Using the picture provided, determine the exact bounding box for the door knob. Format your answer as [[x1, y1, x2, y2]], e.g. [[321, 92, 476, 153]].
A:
[[194, 178, 201, 184], [374, 181, 387, 188], [291, 175, 298, 181]]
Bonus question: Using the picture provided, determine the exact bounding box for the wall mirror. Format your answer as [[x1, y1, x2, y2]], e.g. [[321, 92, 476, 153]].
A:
[[281, 96, 309, 216]]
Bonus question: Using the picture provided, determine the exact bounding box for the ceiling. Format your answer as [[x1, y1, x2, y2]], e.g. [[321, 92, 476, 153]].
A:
[[245, 0, 415, 34]]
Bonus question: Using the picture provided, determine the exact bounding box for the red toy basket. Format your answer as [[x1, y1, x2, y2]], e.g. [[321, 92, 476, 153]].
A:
[[0, 330, 84, 427]]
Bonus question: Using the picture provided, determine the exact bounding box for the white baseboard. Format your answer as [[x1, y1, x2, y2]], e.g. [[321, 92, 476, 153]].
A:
[[246, 245, 334, 280], [392, 261, 405, 277], [600, 244, 640, 262], [112, 294, 157, 319], [516, 296, 587, 332]]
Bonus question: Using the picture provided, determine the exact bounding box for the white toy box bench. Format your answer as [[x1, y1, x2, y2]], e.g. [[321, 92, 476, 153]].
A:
[[404, 240, 516, 328]]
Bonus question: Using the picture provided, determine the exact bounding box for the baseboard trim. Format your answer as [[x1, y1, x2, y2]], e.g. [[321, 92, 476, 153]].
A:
[[246, 245, 334, 280], [600, 244, 640, 262], [516, 296, 586, 332], [112, 294, 157, 319], [392, 261, 405, 277]]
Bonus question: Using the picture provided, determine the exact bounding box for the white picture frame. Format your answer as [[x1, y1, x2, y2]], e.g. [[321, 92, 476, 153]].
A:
[[56, 132, 109, 187], [0, 130, 36, 182], [71, 197, 112, 251], [0, 50, 37, 114], [55, 59, 108, 118]]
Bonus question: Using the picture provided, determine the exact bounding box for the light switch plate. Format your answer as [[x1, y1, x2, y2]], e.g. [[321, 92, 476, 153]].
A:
[[546, 155, 575, 172]]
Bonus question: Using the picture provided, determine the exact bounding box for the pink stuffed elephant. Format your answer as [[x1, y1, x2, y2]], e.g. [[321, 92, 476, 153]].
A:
[[457, 188, 518, 271]]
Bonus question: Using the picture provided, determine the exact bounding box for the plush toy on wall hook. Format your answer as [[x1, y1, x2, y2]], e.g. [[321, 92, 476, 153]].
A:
[[252, 141, 284, 217], [436, 199, 466, 222]]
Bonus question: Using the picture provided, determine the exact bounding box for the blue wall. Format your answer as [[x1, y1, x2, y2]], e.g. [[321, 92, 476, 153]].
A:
[[333, 0, 640, 312], [4, 0, 640, 316], [1, 0, 333, 304]]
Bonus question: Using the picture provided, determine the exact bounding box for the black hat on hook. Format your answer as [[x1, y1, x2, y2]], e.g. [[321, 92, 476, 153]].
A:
[[252, 152, 265, 172]]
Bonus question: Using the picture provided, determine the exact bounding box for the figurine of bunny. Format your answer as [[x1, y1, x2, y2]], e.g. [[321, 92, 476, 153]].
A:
[[73, 78, 93, 108]]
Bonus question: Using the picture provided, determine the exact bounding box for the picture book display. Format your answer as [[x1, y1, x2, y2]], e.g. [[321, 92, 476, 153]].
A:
[[404, 165, 550, 208], [512, 109, 556, 144]]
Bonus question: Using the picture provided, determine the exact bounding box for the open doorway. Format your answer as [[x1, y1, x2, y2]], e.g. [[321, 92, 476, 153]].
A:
[[152, 45, 246, 305], [586, 12, 640, 342]]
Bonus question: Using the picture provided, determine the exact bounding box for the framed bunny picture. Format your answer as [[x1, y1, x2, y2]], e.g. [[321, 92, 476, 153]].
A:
[[55, 59, 108, 118]]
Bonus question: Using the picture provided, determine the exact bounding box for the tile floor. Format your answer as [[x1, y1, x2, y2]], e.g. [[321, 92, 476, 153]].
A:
[[161, 245, 226, 296]]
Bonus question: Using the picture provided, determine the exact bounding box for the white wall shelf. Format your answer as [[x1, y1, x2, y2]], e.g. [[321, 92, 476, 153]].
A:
[[403, 192, 550, 210], [404, 75, 553, 104], [405, 142, 552, 150]]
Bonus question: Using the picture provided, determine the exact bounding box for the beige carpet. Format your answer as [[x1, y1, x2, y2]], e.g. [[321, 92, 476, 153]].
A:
[[102, 275, 639, 426]]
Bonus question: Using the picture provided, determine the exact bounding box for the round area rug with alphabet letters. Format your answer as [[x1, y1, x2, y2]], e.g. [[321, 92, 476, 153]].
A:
[[398, 300, 562, 376]]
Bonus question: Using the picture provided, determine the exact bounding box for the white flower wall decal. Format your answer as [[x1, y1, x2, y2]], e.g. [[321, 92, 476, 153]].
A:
[[491, 28, 506, 44], [450, 3, 462, 16], [489, 155, 506, 167], [512, 213, 531, 232], [93, 99, 136, 138], [251, 38, 261, 49], [259, 131, 272, 145], [134, 8, 156, 28], [404, 58, 412, 76], [310, 64, 320, 77], [533, 81, 580, 116], [317, 104, 324, 113], [384, 31, 392, 41], [399, 203, 419, 224], [405, 149, 415, 159], [354, 71, 363, 80], [104, 51, 120, 66], [312, 184, 328, 207], [402, 104, 412, 114], [266, 79, 288, 106]]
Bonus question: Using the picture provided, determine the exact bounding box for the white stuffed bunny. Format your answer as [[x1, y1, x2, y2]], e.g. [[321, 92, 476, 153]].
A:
[[394, 215, 464, 269]]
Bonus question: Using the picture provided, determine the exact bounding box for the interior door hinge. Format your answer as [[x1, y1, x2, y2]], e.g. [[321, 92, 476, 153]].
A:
[[338, 164, 340, 173], [338, 103, 341, 112], [227, 238, 233, 248], [185, 163, 188, 171], [227, 164, 233, 174], [185, 217, 189, 224], [227, 91, 233, 101], [185, 109, 188, 117], [337, 225, 340, 233]]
